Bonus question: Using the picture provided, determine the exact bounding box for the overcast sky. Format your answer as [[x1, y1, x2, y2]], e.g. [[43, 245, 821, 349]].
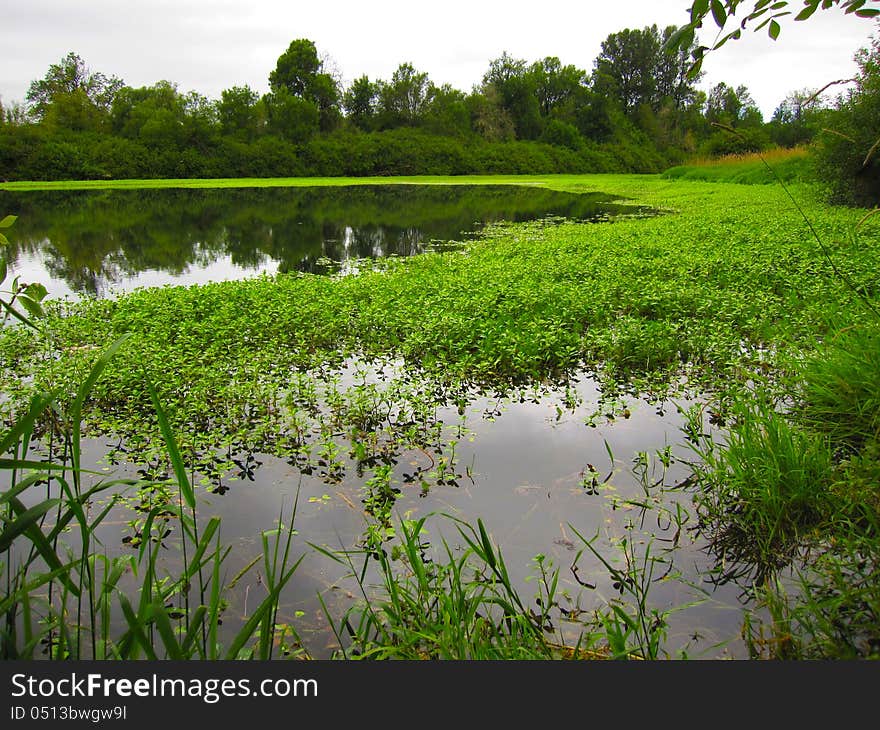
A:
[[1, 0, 878, 119]]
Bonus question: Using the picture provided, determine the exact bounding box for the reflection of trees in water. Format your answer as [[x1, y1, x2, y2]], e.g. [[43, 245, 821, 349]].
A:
[[4, 186, 646, 296], [291, 225, 430, 274]]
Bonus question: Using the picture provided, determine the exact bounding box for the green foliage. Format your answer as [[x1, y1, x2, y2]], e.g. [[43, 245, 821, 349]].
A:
[[3, 175, 877, 477], [5, 172, 880, 659], [662, 151, 813, 183], [26, 52, 123, 125], [3, 27, 801, 181], [799, 320, 880, 453], [687, 397, 836, 583], [269, 39, 340, 132], [317, 516, 562, 659], [667, 1, 880, 77], [265, 89, 320, 144], [813, 36, 880, 206]]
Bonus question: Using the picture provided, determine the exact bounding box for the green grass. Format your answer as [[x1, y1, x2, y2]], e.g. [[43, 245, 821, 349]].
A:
[[662, 149, 814, 185]]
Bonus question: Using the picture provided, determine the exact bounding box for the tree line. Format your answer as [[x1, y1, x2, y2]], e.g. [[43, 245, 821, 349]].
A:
[[0, 24, 851, 185]]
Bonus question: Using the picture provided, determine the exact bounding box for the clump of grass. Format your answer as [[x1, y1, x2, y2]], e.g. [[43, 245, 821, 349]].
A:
[[662, 147, 812, 185], [685, 146, 810, 169], [799, 321, 880, 454], [0, 350, 305, 659], [688, 315, 880, 654], [314, 516, 574, 659], [686, 397, 835, 584]]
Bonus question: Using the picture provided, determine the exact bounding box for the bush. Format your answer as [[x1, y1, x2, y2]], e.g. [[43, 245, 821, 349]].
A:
[[813, 37, 880, 207]]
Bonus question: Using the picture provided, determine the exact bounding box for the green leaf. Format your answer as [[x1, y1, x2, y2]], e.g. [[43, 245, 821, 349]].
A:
[[146, 376, 195, 511], [0, 297, 37, 329], [769, 19, 781, 39], [687, 57, 705, 80], [691, 0, 710, 23], [0, 254, 6, 284], [22, 282, 47, 302], [148, 603, 185, 660], [71, 334, 131, 475], [794, 3, 818, 20], [223, 555, 304, 660], [711, 0, 728, 27], [664, 25, 695, 52], [0, 498, 61, 553], [855, 8, 880, 17], [0, 391, 56, 455], [0, 458, 75, 473], [17, 295, 44, 320], [845, 0, 866, 13], [0, 562, 78, 617], [118, 593, 159, 660], [0, 215, 16, 229]]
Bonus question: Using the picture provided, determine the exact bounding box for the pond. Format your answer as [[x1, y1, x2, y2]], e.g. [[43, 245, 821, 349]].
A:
[[3, 184, 754, 658], [1, 184, 653, 298], [72, 363, 748, 659]]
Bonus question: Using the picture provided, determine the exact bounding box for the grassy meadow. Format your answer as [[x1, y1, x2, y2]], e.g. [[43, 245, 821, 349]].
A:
[[2, 170, 879, 659]]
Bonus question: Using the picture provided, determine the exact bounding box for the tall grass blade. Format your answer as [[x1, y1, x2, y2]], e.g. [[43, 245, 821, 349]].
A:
[[145, 377, 195, 510]]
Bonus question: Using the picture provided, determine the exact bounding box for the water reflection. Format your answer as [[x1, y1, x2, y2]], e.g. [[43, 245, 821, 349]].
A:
[[1, 185, 652, 298], [74, 368, 747, 659]]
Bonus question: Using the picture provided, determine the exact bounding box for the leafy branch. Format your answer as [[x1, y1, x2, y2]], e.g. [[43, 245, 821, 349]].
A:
[[667, 1, 880, 77]]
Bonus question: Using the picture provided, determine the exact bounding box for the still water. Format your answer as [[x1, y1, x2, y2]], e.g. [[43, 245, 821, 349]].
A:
[[2, 184, 652, 298], [4, 184, 751, 657]]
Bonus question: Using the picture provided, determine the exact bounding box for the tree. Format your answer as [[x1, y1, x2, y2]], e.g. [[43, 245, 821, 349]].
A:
[[376, 63, 434, 127], [705, 82, 762, 126], [343, 75, 379, 131], [813, 34, 880, 204], [593, 27, 661, 115], [1, 98, 28, 126], [528, 57, 586, 117], [666, 0, 880, 76], [468, 86, 516, 141], [218, 85, 264, 141], [181, 91, 219, 151], [26, 52, 123, 129], [270, 39, 322, 98], [593, 25, 700, 117], [424, 84, 472, 136], [481, 52, 542, 139], [264, 89, 319, 143], [111, 81, 187, 147], [655, 25, 701, 108], [702, 82, 769, 154], [269, 39, 340, 131], [769, 88, 825, 146]]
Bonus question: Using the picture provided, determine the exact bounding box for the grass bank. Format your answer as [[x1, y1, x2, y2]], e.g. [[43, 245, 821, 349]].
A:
[[661, 148, 813, 185], [0, 174, 557, 192]]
